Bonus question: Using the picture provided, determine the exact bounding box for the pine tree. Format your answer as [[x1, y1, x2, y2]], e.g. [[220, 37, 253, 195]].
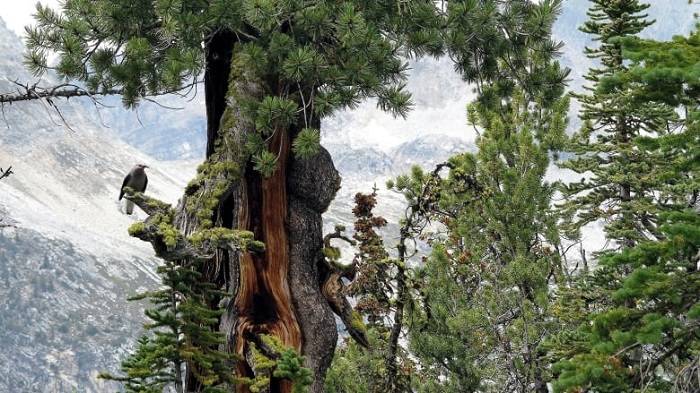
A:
[[549, 24, 700, 393], [327, 2, 571, 391], [13, 1, 447, 391], [401, 1, 569, 391], [100, 260, 232, 392], [558, 0, 678, 248], [406, 89, 569, 392], [552, 211, 700, 393]]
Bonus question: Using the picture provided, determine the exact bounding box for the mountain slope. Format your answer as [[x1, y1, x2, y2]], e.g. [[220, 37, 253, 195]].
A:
[[0, 18, 196, 391]]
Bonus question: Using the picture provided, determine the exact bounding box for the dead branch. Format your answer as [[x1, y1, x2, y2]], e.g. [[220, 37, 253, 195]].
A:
[[0, 80, 120, 104], [319, 224, 369, 348], [0, 79, 202, 131], [0, 166, 13, 181], [0, 79, 202, 105]]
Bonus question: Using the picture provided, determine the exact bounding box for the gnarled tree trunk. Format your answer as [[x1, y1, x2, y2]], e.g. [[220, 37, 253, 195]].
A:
[[170, 34, 344, 392]]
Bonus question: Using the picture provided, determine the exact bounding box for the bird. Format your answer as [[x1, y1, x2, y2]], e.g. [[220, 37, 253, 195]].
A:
[[119, 164, 149, 215]]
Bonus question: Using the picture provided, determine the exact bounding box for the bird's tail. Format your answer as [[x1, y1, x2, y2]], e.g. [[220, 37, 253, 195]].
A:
[[125, 200, 134, 215]]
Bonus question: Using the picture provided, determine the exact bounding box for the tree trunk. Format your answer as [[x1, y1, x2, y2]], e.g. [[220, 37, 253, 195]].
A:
[[175, 35, 340, 392]]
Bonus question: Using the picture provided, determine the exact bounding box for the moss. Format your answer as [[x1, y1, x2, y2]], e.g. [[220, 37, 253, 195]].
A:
[[146, 198, 170, 210], [146, 212, 179, 249], [183, 159, 242, 230], [188, 229, 265, 253], [350, 310, 368, 336], [260, 334, 286, 353], [127, 222, 146, 237], [252, 347, 277, 370], [323, 246, 341, 261], [249, 240, 266, 252]]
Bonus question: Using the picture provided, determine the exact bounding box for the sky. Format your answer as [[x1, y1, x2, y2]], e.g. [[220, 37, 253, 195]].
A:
[[0, 0, 59, 37]]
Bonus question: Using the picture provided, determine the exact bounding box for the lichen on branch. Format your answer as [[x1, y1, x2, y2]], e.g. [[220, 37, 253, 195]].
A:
[[123, 190, 261, 260]]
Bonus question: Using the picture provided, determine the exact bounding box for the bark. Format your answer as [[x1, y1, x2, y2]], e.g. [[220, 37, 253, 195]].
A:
[[288, 147, 342, 391], [204, 30, 236, 159]]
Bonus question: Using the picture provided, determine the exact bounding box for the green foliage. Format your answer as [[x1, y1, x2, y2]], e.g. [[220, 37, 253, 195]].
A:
[[549, 22, 700, 393], [273, 349, 314, 393], [327, 2, 572, 392], [291, 128, 321, 160], [401, 2, 570, 391], [325, 331, 396, 393], [100, 258, 233, 392], [408, 88, 569, 391], [444, 0, 569, 105], [235, 335, 313, 393], [252, 150, 279, 178], [26, 0, 445, 175], [552, 211, 700, 393], [557, 0, 685, 248]]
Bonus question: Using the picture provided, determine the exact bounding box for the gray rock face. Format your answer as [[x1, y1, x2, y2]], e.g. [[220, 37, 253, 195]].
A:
[[0, 227, 151, 392]]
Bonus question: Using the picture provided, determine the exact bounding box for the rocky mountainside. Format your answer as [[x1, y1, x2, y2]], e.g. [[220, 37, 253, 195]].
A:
[[0, 18, 195, 391]]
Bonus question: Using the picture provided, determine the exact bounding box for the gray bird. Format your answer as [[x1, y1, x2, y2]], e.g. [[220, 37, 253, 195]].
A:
[[119, 164, 149, 215]]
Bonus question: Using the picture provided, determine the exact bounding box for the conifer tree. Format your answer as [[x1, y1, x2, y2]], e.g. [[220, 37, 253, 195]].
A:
[[327, 2, 571, 391], [406, 88, 569, 392], [325, 188, 426, 392], [402, 1, 569, 391], [7, 1, 448, 391], [100, 260, 232, 392], [558, 0, 677, 248], [549, 24, 700, 393]]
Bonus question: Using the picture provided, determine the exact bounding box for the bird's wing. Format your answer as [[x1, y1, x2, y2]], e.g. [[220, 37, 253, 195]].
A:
[[142, 174, 148, 193], [119, 173, 132, 200]]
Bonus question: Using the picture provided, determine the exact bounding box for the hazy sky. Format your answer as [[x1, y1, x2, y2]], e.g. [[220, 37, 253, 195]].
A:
[[1, 0, 59, 37]]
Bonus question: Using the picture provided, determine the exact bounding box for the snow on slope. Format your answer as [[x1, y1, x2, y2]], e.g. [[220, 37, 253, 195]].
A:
[[0, 17, 196, 391]]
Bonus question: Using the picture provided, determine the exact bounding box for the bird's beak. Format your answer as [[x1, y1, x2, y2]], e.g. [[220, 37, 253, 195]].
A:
[[144, 165, 150, 169]]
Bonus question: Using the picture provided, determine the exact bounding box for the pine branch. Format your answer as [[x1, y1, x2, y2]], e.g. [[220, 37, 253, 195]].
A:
[[0, 79, 202, 104]]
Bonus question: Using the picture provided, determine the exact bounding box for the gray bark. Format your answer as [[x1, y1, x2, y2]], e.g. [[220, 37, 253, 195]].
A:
[[288, 147, 342, 392]]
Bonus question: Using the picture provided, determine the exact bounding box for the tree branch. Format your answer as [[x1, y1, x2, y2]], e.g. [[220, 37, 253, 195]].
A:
[[0, 81, 120, 104], [0, 79, 202, 104], [0, 166, 13, 181], [319, 225, 369, 348], [123, 190, 264, 262]]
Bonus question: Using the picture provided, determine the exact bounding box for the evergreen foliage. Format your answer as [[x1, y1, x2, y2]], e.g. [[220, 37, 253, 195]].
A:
[[552, 211, 700, 393], [549, 23, 700, 393], [327, 1, 571, 391], [406, 90, 569, 392], [20, 1, 700, 392], [558, 0, 679, 247], [24, 0, 444, 169], [24, 1, 446, 390], [99, 259, 233, 392]]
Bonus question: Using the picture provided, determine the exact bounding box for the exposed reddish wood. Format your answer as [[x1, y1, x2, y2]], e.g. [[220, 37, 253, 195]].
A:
[[234, 128, 302, 393]]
